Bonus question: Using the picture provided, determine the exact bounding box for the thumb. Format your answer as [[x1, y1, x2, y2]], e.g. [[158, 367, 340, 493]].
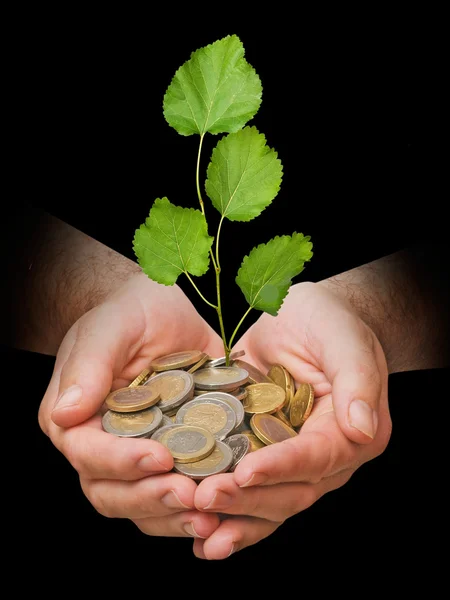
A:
[[325, 326, 388, 444], [51, 308, 142, 428]]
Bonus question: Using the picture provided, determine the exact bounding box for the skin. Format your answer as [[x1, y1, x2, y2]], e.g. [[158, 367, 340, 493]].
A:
[[191, 249, 450, 559], [9, 213, 448, 558]]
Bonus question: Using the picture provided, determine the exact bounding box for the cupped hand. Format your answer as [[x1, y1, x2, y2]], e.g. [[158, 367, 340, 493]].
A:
[[38, 272, 225, 540], [192, 281, 392, 559]]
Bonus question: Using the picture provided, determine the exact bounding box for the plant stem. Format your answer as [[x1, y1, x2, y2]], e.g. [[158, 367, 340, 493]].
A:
[[196, 135, 228, 359], [184, 273, 217, 309], [216, 215, 225, 271], [228, 306, 253, 352], [215, 264, 229, 363], [196, 134, 206, 216], [196, 134, 218, 272]]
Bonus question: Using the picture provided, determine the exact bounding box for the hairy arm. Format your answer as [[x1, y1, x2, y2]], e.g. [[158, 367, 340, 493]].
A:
[[318, 244, 450, 373], [3, 205, 141, 355]]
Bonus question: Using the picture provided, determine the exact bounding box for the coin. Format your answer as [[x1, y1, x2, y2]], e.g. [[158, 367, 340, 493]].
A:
[[250, 413, 297, 445], [158, 424, 215, 463], [267, 363, 295, 414], [192, 391, 245, 431], [150, 350, 206, 372], [128, 368, 152, 388], [102, 405, 163, 438], [223, 433, 250, 471], [172, 441, 233, 479], [274, 409, 293, 428], [232, 359, 274, 384], [161, 414, 174, 427], [242, 382, 286, 414], [150, 422, 184, 442], [104, 385, 161, 413], [290, 382, 315, 427], [239, 429, 266, 451], [175, 397, 236, 440], [187, 353, 210, 373], [144, 369, 194, 414], [207, 349, 246, 368], [228, 386, 248, 401], [193, 366, 249, 391]]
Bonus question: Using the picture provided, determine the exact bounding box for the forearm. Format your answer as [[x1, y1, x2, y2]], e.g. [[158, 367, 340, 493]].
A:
[[4, 207, 141, 355], [318, 244, 450, 373]]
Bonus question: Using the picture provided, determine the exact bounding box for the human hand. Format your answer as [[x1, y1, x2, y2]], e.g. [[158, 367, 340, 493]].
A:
[[38, 272, 225, 540], [192, 281, 392, 559]]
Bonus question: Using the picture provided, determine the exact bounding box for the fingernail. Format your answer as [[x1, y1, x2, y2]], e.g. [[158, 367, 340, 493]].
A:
[[227, 543, 236, 557], [203, 490, 233, 510], [349, 399, 378, 439], [183, 522, 205, 538], [161, 490, 192, 509], [137, 453, 170, 473], [53, 385, 83, 411], [239, 472, 268, 487]]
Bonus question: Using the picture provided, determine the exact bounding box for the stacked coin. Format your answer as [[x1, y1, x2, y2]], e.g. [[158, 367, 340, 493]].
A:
[[101, 350, 315, 479]]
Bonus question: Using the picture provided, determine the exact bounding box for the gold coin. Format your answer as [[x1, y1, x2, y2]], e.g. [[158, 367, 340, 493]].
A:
[[187, 353, 210, 373], [250, 413, 297, 445], [233, 359, 274, 384], [239, 429, 266, 451], [105, 385, 161, 413], [267, 364, 295, 414], [274, 409, 292, 428], [128, 368, 152, 388], [243, 382, 286, 415], [158, 424, 215, 463], [150, 350, 206, 372], [289, 382, 315, 427]]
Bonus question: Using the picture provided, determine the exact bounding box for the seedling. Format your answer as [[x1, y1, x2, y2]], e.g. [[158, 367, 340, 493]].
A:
[[133, 35, 313, 365]]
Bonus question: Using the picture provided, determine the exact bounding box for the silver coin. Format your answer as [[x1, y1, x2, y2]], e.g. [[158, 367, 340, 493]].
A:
[[223, 434, 251, 471], [144, 369, 194, 413], [193, 366, 249, 391], [206, 349, 246, 368], [150, 423, 184, 442], [175, 397, 236, 441], [172, 440, 233, 479], [161, 415, 174, 428], [157, 425, 215, 463], [102, 405, 163, 438], [197, 391, 245, 431]]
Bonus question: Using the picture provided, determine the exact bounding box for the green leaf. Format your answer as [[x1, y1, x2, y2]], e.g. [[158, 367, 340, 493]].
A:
[[205, 126, 283, 221], [163, 34, 262, 136], [133, 197, 214, 286], [236, 234, 313, 315]]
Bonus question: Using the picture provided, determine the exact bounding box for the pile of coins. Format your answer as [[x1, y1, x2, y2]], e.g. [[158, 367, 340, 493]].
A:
[[101, 350, 315, 479]]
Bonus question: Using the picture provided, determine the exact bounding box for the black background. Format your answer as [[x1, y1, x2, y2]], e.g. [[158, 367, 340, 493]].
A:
[[7, 9, 448, 579]]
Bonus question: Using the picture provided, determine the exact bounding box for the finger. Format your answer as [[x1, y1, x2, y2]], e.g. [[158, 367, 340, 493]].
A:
[[233, 413, 353, 487], [54, 419, 173, 480], [132, 511, 221, 539], [81, 471, 200, 519], [39, 327, 78, 435], [195, 470, 352, 521], [51, 306, 145, 427], [325, 328, 387, 444], [193, 516, 279, 560], [297, 311, 385, 444]]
